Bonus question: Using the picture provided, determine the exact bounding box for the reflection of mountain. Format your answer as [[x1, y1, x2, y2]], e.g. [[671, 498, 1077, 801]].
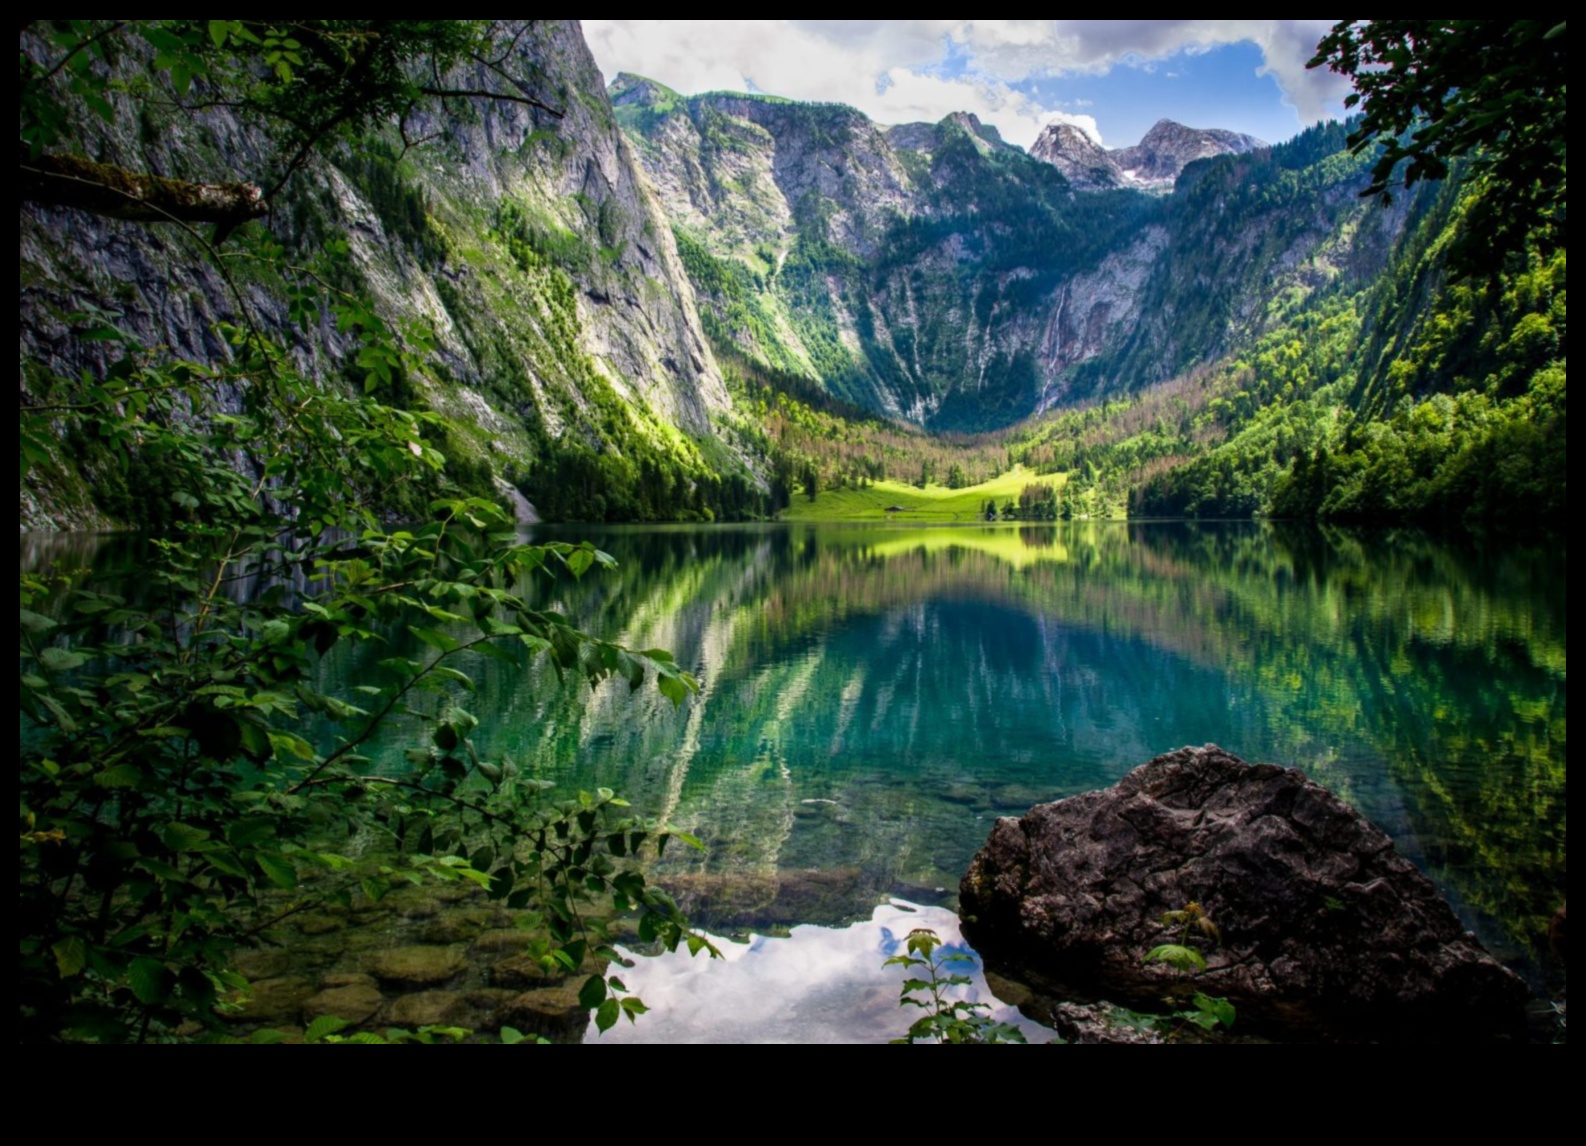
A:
[[322, 522, 1563, 957]]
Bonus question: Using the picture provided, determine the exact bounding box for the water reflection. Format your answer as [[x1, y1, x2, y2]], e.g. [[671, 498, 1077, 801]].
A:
[[24, 520, 1567, 1034], [494, 522, 1564, 969], [595, 900, 1047, 1044]]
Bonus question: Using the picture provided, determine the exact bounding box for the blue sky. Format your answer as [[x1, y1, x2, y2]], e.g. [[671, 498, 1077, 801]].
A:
[[583, 20, 1357, 150]]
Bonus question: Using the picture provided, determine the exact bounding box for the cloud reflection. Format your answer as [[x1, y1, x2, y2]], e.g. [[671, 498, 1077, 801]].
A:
[[591, 900, 1048, 1044]]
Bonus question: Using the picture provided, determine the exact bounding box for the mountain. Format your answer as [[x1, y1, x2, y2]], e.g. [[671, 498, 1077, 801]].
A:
[[23, 23, 1558, 531], [21, 22, 758, 530], [1030, 118, 1266, 192], [1027, 123, 1122, 190], [614, 77, 1397, 430]]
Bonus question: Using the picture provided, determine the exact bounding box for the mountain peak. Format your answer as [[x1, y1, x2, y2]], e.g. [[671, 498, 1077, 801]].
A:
[[608, 72, 681, 109], [1030, 121, 1120, 190], [1030, 116, 1266, 192]]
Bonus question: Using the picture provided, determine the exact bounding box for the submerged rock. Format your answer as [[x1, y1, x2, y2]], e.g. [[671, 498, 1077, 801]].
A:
[[225, 975, 314, 1024], [504, 985, 588, 1042], [960, 745, 1527, 1039], [364, 944, 466, 987], [303, 982, 384, 1027], [386, 990, 474, 1029]]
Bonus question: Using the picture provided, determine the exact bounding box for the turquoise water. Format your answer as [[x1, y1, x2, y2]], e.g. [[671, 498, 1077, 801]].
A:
[[29, 521, 1567, 1039], [350, 520, 1568, 958]]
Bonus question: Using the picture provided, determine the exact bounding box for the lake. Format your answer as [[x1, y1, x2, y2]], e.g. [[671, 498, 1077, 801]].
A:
[[26, 521, 1567, 1040]]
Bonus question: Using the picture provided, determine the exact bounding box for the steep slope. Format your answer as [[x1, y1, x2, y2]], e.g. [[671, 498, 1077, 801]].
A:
[[616, 80, 1401, 432], [1028, 123, 1122, 190], [21, 21, 755, 530]]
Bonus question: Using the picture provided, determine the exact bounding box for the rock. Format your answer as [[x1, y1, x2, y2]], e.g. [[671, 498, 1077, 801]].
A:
[[471, 928, 539, 954], [419, 909, 493, 945], [224, 975, 314, 1024], [303, 982, 384, 1026], [502, 985, 589, 1041], [230, 947, 295, 982], [960, 745, 1528, 1039], [1048, 1002, 1164, 1045], [386, 990, 473, 1029], [489, 952, 564, 988], [1029, 123, 1124, 191], [296, 914, 344, 935], [662, 866, 877, 930], [462, 989, 522, 1033], [364, 945, 466, 987], [318, 972, 377, 990]]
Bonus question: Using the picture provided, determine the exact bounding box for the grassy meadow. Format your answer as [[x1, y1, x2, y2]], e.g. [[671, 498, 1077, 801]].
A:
[[779, 467, 1066, 522]]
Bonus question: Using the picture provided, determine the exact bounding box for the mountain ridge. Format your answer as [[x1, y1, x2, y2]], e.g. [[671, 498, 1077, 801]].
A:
[[613, 73, 1392, 430]]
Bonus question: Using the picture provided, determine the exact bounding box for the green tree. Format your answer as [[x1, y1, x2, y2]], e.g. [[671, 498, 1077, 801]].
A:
[[1308, 20, 1566, 262], [20, 20, 716, 1043], [20, 21, 561, 233]]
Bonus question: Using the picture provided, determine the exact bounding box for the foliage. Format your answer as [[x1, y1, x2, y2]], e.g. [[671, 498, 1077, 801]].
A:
[[1308, 21, 1566, 265], [20, 280, 718, 1042], [1145, 902, 1222, 974], [1131, 902, 1235, 1038], [1107, 991, 1236, 1038], [885, 928, 1027, 1044], [20, 20, 719, 1044], [20, 21, 535, 198]]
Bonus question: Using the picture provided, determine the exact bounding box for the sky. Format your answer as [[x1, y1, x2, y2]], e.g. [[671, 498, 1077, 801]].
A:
[[582, 20, 1358, 150]]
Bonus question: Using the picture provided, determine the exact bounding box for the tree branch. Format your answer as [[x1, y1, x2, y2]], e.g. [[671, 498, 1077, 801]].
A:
[[20, 149, 268, 227], [418, 86, 563, 117]]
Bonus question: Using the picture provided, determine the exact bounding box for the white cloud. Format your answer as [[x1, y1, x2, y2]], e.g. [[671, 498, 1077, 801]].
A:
[[582, 19, 1353, 148], [949, 20, 1352, 124]]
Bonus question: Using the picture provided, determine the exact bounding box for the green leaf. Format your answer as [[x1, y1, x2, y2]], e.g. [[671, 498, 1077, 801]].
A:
[[409, 627, 461, 653], [1143, 943, 1207, 973], [578, 973, 607, 1011], [594, 998, 619, 1033], [38, 647, 87, 672], [161, 822, 211, 853], [95, 763, 142, 789], [237, 721, 274, 762], [127, 957, 171, 1005], [657, 673, 689, 706], [19, 609, 57, 634], [208, 19, 229, 48], [256, 852, 298, 889], [52, 936, 87, 978], [304, 1014, 351, 1043]]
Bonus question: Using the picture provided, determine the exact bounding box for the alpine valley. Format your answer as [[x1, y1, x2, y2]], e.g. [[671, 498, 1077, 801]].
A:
[[20, 19, 1565, 530], [17, 20, 1567, 1046]]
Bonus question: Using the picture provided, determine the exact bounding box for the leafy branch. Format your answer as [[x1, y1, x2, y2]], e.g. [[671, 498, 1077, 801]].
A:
[[886, 928, 1026, 1044]]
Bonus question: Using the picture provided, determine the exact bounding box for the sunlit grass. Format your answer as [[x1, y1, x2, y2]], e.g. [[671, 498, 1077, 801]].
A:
[[779, 466, 1064, 522]]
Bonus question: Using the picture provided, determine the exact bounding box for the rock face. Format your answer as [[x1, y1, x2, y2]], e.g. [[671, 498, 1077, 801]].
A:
[[20, 22, 736, 530], [1028, 123, 1124, 191], [1029, 118, 1264, 193], [616, 79, 1399, 429], [1113, 119, 1265, 188], [960, 745, 1528, 1038]]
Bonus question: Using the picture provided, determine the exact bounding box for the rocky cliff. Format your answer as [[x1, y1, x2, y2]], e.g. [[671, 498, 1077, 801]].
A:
[[1030, 118, 1265, 192], [616, 79, 1398, 430], [21, 22, 745, 530]]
